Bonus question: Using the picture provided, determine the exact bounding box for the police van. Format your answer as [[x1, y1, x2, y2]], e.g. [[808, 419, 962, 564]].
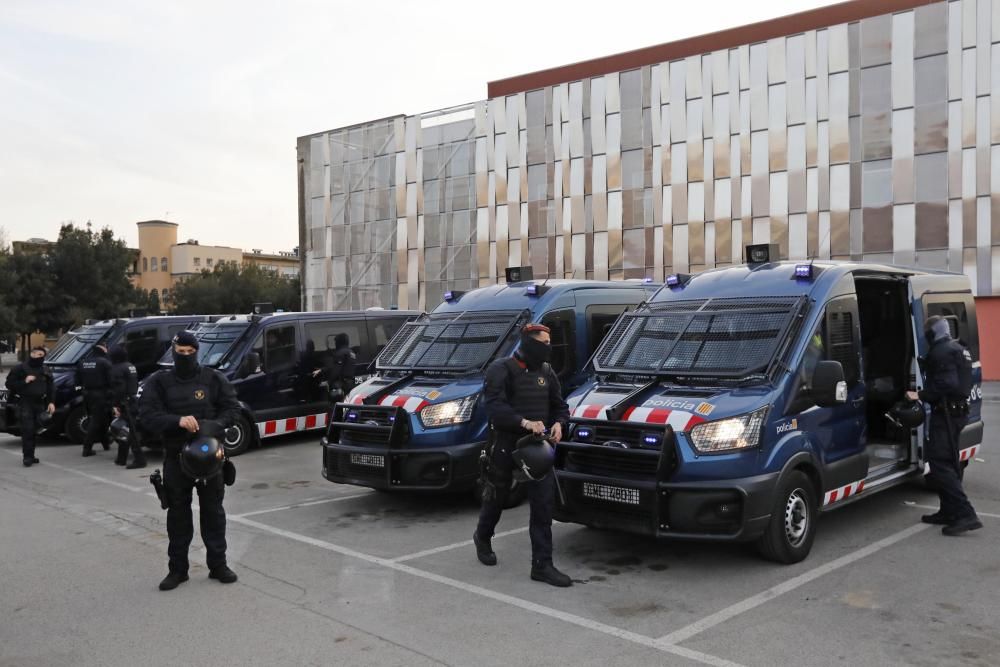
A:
[[0, 315, 213, 442], [148, 306, 417, 455], [321, 270, 659, 499], [553, 245, 984, 563]]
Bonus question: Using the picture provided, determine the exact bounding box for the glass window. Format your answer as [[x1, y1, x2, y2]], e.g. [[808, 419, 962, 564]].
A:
[[124, 328, 160, 369], [264, 326, 297, 372], [160, 257, 167, 272], [151, 259, 158, 272], [540, 309, 576, 379], [207, 258, 213, 267], [621, 149, 644, 190], [142, 257, 148, 272], [193, 257, 200, 267], [304, 319, 363, 369]]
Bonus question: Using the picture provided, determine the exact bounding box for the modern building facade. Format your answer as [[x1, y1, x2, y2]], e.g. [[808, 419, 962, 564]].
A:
[[299, 0, 1000, 319]]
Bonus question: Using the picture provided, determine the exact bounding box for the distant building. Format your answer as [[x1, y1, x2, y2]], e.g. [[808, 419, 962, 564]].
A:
[[134, 220, 299, 308]]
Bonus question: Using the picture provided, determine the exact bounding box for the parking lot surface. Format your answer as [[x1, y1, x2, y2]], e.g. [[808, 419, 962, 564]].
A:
[[2, 398, 999, 666]]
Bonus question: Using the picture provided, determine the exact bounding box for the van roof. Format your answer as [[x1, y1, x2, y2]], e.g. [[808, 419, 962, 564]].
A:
[[432, 279, 656, 314], [210, 309, 421, 324], [653, 260, 968, 303]]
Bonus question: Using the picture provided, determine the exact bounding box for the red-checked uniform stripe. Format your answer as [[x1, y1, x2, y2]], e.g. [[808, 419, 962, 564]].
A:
[[823, 479, 866, 507]]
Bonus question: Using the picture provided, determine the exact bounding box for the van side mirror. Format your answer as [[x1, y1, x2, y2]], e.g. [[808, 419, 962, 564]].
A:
[[813, 360, 848, 408]]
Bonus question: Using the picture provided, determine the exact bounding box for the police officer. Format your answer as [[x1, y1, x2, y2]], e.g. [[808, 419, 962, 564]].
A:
[[312, 333, 356, 401], [906, 315, 982, 536], [139, 332, 241, 591], [77, 343, 113, 457], [5, 346, 55, 467], [109, 345, 146, 469], [473, 323, 573, 587]]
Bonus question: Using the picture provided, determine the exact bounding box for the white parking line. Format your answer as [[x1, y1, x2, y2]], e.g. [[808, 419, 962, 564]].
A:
[[2, 450, 144, 492], [904, 502, 1000, 520], [230, 514, 744, 667], [656, 522, 932, 645], [233, 493, 371, 518], [391, 527, 530, 563]]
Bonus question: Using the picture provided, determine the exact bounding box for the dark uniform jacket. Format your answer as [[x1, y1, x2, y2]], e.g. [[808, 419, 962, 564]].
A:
[[322, 346, 357, 393], [139, 366, 241, 450], [76, 354, 113, 399], [919, 336, 973, 407], [110, 361, 139, 408], [5, 362, 55, 404], [484, 356, 569, 443]]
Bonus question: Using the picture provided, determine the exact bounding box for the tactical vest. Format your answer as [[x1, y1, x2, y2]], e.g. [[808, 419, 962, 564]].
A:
[[79, 357, 112, 390], [502, 358, 554, 424], [111, 361, 138, 404]]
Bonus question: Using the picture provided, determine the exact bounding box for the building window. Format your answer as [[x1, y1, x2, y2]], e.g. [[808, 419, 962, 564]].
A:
[[151, 258, 158, 272], [142, 257, 148, 272], [161, 288, 169, 300], [160, 257, 167, 272], [207, 258, 213, 267], [193, 257, 201, 267]]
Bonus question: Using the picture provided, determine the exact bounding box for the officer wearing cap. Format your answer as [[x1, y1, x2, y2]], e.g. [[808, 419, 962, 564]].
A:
[[5, 346, 55, 467], [906, 315, 982, 536], [473, 323, 573, 587], [139, 331, 241, 591]]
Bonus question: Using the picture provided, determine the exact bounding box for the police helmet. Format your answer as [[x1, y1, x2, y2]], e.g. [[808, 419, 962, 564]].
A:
[[890, 399, 925, 429], [109, 416, 130, 444], [511, 436, 555, 482], [179, 435, 225, 481], [35, 411, 54, 436]]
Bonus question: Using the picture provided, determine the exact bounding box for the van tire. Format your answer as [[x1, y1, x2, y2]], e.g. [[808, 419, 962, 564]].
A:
[[223, 415, 254, 457], [756, 471, 818, 564], [65, 405, 89, 444]]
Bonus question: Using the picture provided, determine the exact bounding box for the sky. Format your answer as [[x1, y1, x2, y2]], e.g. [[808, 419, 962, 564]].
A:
[[0, 0, 832, 252]]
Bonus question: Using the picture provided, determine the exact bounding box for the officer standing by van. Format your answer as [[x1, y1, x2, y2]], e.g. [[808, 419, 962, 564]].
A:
[[312, 333, 356, 401], [5, 346, 55, 467], [77, 343, 113, 457], [109, 345, 146, 469], [139, 332, 241, 591], [473, 323, 573, 587], [906, 315, 982, 536]]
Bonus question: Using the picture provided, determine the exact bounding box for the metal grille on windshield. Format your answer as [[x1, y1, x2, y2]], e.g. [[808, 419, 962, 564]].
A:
[[377, 310, 523, 372], [593, 297, 804, 378]]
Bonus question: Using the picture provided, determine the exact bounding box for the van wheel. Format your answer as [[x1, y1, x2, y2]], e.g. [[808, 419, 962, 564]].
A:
[[65, 406, 89, 444], [223, 415, 254, 457], [756, 471, 818, 564]]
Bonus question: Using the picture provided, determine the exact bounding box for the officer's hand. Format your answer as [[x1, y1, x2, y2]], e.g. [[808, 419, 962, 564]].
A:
[[112, 407, 120, 418], [25, 375, 35, 383], [312, 369, 321, 377], [548, 422, 563, 443], [179, 416, 200, 432], [47, 403, 55, 415], [906, 391, 920, 401], [522, 419, 546, 435]]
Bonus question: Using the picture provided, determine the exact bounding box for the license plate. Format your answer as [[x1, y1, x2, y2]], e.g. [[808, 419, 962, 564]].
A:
[[581, 482, 640, 505], [349, 453, 384, 469]]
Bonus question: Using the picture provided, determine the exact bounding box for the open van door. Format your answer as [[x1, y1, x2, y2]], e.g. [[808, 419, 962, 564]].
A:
[[908, 274, 984, 466]]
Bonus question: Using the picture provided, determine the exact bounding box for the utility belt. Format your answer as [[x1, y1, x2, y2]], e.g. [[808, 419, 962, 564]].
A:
[[932, 398, 970, 416]]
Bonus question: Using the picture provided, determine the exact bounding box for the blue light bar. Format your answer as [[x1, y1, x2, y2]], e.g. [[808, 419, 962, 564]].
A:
[[666, 273, 690, 288], [642, 434, 661, 446], [443, 290, 466, 302], [643, 277, 655, 283], [794, 264, 814, 280], [574, 427, 593, 442], [525, 283, 550, 297], [346, 411, 359, 422]]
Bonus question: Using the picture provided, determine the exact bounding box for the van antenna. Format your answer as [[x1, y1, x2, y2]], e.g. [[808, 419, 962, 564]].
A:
[[808, 221, 833, 266]]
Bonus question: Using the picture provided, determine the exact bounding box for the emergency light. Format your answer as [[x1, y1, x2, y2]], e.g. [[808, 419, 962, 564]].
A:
[[574, 426, 594, 442], [794, 264, 814, 280], [525, 284, 550, 297], [642, 433, 661, 447], [666, 273, 690, 288], [443, 290, 466, 302], [346, 411, 359, 423]]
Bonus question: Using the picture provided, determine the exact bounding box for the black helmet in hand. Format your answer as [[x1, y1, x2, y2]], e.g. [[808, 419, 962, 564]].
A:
[[889, 399, 925, 429], [512, 433, 555, 482], [35, 410, 54, 436], [180, 433, 225, 481], [109, 416, 130, 444]]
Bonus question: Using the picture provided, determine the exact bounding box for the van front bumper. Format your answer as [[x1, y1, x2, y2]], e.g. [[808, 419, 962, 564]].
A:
[[554, 467, 779, 542], [322, 437, 485, 492]]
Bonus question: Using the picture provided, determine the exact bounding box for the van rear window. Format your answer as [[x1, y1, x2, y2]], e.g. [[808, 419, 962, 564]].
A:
[[594, 297, 804, 378]]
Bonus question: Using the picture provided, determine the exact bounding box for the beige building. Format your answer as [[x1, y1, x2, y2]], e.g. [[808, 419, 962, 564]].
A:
[[135, 220, 299, 308]]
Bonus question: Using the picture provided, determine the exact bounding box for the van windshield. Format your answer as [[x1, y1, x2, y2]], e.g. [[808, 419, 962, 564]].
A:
[[593, 297, 805, 378], [45, 324, 113, 365], [158, 321, 251, 368], [377, 310, 524, 373]]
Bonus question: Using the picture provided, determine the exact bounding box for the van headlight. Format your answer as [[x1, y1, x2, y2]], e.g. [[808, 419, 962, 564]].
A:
[[688, 407, 768, 454], [419, 395, 478, 428]]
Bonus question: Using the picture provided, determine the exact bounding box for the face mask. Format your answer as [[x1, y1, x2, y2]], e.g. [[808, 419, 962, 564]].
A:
[[924, 329, 936, 345], [28, 356, 44, 368], [173, 351, 198, 377], [520, 336, 551, 369]]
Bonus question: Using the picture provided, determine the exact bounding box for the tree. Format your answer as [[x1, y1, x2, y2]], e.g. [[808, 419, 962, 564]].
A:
[[50, 223, 141, 322], [2, 251, 64, 355], [147, 290, 161, 315], [171, 263, 301, 315]]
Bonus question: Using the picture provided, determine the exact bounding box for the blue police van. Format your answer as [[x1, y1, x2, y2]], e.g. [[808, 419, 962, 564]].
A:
[[0, 315, 213, 442], [321, 270, 659, 499], [553, 245, 984, 563], [147, 306, 417, 455]]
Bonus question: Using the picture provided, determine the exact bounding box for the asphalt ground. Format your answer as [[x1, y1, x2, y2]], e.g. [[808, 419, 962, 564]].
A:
[[1, 395, 999, 666]]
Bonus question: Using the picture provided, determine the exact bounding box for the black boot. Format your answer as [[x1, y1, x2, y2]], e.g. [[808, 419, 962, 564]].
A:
[[942, 515, 984, 536], [82, 447, 95, 457], [473, 531, 497, 566], [921, 512, 952, 525], [209, 565, 238, 584], [23, 458, 33, 467], [158, 571, 189, 591], [126, 459, 147, 470], [531, 561, 572, 587], [114, 458, 127, 466]]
